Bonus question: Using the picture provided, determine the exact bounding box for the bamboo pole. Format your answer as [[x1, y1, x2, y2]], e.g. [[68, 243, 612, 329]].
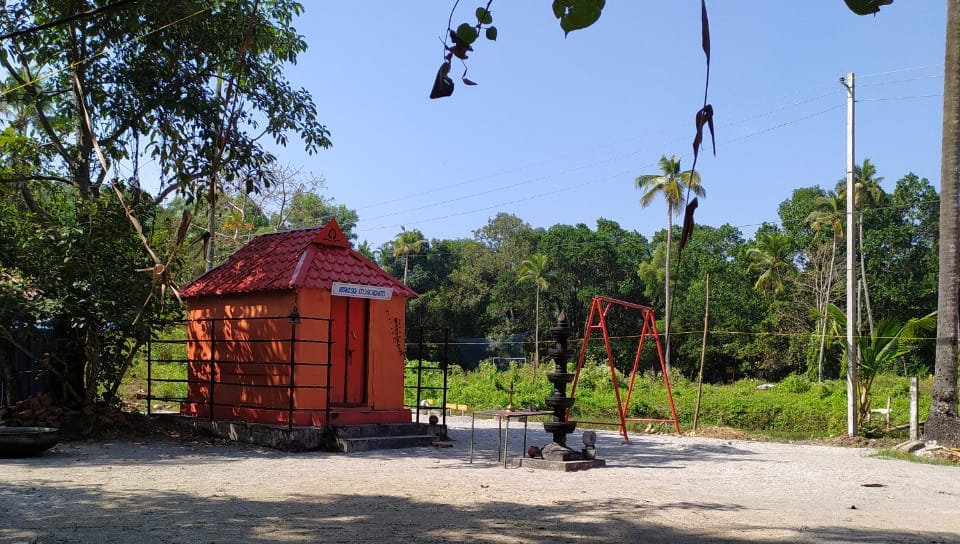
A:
[[693, 273, 710, 431]]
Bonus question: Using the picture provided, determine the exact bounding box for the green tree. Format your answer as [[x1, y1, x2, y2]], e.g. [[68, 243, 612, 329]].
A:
[[746, 229, 795, 298], [806, 190, 844, 381], [0, 1, 329, 199], [778, 186, 828, 259], [736, 225, 807, 379], [0, 1, 329, 414], [845, 158, 887, 335], [282, 192, 359, 239], [517, 253, 549, 366], [473, 213, 536, 338], [635, 155, 705, 372], [668, 224, 762, 379], [393, 228, 428, 285], [0, 184, 180, 410], [538, 220, 652, 369], [867, 174, 939, 328]]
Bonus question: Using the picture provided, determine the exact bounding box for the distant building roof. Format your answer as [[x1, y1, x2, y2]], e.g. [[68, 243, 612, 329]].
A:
[[181, 219, 416, 299]]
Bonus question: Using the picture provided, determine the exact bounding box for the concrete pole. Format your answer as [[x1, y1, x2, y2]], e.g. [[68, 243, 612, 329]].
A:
[[842, 72, 859, 437], [910, 377, 919, 441]]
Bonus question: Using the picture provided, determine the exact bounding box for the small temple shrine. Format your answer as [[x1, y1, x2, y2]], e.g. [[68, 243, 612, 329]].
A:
[[179, 219, 417, 428]]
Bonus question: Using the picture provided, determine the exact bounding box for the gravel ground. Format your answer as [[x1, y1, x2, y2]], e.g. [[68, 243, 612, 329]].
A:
[[1, 415, 958, 543]]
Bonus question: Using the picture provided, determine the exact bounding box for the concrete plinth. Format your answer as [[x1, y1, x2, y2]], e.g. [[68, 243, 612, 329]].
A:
[[512, 457, 606, 472]]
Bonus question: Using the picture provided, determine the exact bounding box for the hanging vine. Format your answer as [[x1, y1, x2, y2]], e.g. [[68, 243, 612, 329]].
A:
[[431, 1, 609, 99], [430, 1, 496, 98]]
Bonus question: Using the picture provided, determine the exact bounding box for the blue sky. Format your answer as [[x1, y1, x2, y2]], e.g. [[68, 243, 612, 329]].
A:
[[274, 2, 945, 250]]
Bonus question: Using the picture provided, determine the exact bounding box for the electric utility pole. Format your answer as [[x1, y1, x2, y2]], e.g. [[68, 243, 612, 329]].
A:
[[841, 72, 858, 437]]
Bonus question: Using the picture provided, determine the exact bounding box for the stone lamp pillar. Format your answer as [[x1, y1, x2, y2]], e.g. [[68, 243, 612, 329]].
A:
[[541, 313, 582, 461]]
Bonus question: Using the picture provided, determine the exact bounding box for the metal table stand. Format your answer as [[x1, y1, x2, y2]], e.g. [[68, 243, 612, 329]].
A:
[[469, 409, 553, 468]]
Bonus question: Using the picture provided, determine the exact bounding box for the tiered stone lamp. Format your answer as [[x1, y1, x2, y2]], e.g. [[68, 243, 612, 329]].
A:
[[525, 313, 605, 471]]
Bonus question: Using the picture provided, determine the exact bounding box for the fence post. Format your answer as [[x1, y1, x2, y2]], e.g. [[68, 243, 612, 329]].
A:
[[208, 317, 216, 422], [414, 326, 424, 423], [288, 309, 300, 431], [909, 377, 919, 441], [146, 334, 153, 416], [441, 327, 449, 428], [324, 318, 333, 431]]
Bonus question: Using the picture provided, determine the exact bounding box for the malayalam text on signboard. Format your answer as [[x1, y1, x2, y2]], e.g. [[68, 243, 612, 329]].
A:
[[331, 282, 393, 300]]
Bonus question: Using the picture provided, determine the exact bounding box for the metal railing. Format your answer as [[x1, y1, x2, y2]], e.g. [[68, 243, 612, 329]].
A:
[[147, 314, 333, 431], [405, 326, 450, 427]]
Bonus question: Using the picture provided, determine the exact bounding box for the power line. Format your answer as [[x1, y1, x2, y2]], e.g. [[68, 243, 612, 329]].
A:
[[858, 94, 942, 102], [360, 77, 938, 241], [362, 104, 847, 235], [356, 82, 852, 215], [353, 68, 941, 230], [1, 4, 214, 99], [365, 167, 638, 235], [857, 65, 941, 79], [0, 0, 141, 42]]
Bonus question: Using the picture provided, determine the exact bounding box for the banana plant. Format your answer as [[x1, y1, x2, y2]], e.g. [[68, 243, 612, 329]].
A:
[[826, 304, 935, 424]]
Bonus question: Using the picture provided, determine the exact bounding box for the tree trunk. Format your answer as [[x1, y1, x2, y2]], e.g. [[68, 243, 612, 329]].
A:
[[816, 237, 838, 382], [664, 206, 673, 373], [0, 337, 20, 406], [858, 215, 875, 336], [533, 286, 540, 367], [927, 0, 960, 446]]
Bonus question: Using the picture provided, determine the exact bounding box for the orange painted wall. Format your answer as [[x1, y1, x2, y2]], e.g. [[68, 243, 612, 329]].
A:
[[366, 295, 408, 410], [184, 292, 302, 412], [181, 287, 409, 423]]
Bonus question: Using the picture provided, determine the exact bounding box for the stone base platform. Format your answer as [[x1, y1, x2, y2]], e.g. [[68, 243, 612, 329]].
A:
[[511, 457, 606, 472]]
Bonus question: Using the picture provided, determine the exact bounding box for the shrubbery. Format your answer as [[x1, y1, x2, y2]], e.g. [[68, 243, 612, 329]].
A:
[[406, 358, 933, 439]]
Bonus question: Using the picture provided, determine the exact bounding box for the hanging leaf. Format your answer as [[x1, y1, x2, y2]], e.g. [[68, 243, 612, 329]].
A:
[[700, 0, 710, 64], [552, 0, 606, 36], [450, 42, 472, 60], [175, 210, 192, 246], [692, 104, 715, 158], [677, 197, 699, 257], [476, 7, 493, 25], [430, 62, 455, 99], [486, 26, 498, 41], [843, 0, 893, 16], [456, 22, 479, 45], [463, 77, 478, 86]]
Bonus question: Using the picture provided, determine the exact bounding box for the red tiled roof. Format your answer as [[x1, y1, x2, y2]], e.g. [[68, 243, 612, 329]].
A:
[[181, 219, 416, 299]]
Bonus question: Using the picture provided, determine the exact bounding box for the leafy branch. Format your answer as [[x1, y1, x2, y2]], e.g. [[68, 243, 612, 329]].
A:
[[431, 1, 496, 99], [431, 1, 608, 99]]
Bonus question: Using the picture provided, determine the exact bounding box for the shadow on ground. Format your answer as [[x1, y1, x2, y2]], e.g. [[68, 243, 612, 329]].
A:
[[0, 482, 954, 544]]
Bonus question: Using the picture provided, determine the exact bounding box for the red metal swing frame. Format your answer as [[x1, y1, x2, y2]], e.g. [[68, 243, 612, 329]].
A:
[[569, 295, 681, 443]]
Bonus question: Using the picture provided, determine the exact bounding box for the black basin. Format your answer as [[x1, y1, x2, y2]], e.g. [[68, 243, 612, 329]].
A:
[[0, 427, 60, 458]]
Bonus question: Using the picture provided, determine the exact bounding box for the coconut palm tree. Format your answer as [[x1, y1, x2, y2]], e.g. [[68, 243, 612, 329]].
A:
[[929, 0, 960, 441], [746, 230, 795, 298], [636, 155, 705, 372], [851, 158, 886, 336], [517, 253, 549, 366], [393, 228, 427, 285]]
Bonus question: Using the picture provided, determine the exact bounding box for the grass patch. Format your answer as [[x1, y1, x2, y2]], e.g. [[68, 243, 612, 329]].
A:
[[405, 359, 934, 440], [119, 330, 190, 412], [120, 358, 188, 412], [873, 449, 960, 467]]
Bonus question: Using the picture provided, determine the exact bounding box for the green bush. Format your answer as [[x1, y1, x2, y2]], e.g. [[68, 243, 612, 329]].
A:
[[402, 360, 932, 439], [779, 374, 812, 394]]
